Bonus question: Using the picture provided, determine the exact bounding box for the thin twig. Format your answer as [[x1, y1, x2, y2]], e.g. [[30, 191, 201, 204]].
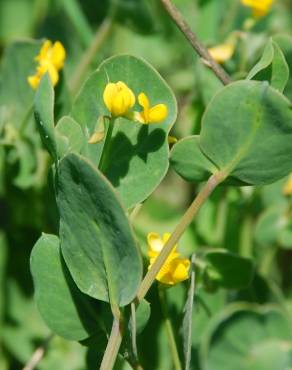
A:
[[160, 0, 232, 86], [100, 312, 123, 370], [22, 334, 54, 370], [131, 302, 138, 360]]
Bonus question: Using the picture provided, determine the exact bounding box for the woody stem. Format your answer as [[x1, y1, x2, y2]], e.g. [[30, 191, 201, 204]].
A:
[[136, 171, 226, 303], [160, 0, 232, 85]]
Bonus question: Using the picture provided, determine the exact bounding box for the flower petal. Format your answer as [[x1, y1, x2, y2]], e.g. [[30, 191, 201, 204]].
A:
[[103, 83, 118, 112], [148, 104, 168, 123], [51, 41, 66, 70], [147, 232, 164, 253]]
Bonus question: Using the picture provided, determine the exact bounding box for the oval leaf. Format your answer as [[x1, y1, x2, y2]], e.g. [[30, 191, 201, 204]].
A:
[[34, 74, 57, 161], [201, 306, 292, 370], [200, 80, 292, 185], [57, 153, 142, 306], [170, 135, 217, 182], [71, 54, 177, 208], [30, 233, 101, 341], [247, 39, 289, 93]]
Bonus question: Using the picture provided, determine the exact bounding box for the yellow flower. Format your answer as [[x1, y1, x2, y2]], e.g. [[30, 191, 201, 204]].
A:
[[136, 93, 168, 124], [283, 175, 292, 196], [241, 0, 274, 17], [208, 43, 235, 64], [103, 81, 135, 117], [28, 40, 66, 90], [147, 232, 190, 285]]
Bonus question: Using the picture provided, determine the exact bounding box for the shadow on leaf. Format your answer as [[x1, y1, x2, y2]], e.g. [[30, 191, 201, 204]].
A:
[[104, 124, 166, 187]]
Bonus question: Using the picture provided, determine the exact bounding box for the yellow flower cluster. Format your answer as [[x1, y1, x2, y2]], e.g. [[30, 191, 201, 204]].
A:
[[147, 232, 190, 286], [103, 81, 168, 124], [28, 40, 66, 90], [241, 0, 274, 17]]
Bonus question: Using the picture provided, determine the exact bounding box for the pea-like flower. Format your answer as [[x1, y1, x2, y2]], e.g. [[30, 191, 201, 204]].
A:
[[136, 93, 168, 124], [208, 43, 235, 64], [241, 0, 274, 17], [28, 40, 66, 90], [103, 81, 135, 117], [147, 232, 190, 286]]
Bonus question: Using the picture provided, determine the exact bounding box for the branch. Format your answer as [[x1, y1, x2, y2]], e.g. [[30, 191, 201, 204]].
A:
[[136, 172, 225, 302], [160, 0, 232, 86], [22, 334, 54, 370], [100, 310, 123, 370]]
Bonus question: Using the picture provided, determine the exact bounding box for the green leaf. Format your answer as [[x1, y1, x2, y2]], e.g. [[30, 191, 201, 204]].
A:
[[34, 74, 57, 161], [30, 233, 101, 341], [200, 305, 292, 370], [204, 250, 254, 289], [247, 39, 289, 93], [170, 136, 217, 182], [71, 54, 177, 208], [200, 80, 292, 185], [129, 299, 151, 336], [255, 206, 287, 247], [57, 153, 142, 306], [55, 115, 85, 157]]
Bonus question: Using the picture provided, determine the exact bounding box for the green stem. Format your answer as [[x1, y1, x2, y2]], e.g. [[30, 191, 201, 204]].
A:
[[136, 172, 225, 302], [259, 246, 277, 277], [100, 310, 123, 370], [159, 287, 182, 370], [105, 172, 225, 369], [98, 117, 115, 172], [239, 213, 253, 258], [69, 19, 113, 95], [131, 302, 138, 360]]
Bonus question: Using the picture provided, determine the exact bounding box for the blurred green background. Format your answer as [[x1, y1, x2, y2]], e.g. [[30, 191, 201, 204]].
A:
[[1, 0, 292, 369]]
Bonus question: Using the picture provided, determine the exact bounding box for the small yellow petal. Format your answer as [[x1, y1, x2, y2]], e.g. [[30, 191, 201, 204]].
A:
[[88, 131, 105, 144], [138, 92, 150, 111], [148, 104, 168, 123], [36, 40, 52, 62], [27, 74, 41, 90], [47, 64, 59, 86], [171, 259, 190, 283], [137, 93, 168, 124], [147, 232, 164, 253], [208, 44, 234, 64], [103, 83, 118, 112], [241, 0, 273, 17], [168, 135, 178, 144], [51, 41, 66, 69]]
